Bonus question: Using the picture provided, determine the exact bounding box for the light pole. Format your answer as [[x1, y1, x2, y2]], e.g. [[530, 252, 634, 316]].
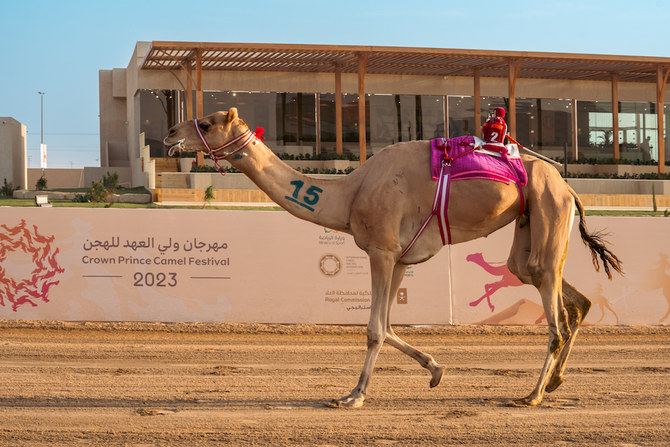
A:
[[38, 91, 45, 174]]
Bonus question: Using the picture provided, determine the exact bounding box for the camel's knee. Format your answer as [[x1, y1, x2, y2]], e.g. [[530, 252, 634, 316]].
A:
[[366, 328, 385, 349], [527, 261, 544, 288], [506, 258, 526, 283], [548, 332, 566, 358]]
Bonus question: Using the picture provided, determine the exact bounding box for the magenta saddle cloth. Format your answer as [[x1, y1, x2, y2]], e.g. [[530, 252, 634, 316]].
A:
[[401, 136, 528, 258], [430, 136, 527, 186]]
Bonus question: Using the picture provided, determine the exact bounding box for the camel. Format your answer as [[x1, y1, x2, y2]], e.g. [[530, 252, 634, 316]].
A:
[[163, 108, 623, 408]]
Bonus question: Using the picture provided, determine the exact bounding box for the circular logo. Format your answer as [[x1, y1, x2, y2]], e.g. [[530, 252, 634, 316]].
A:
[[0, 219, 64, 311], [319, 254, 341, 276]]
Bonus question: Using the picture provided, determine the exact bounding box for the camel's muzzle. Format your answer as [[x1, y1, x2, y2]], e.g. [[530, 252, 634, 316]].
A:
[[164, 138, 185, 157]]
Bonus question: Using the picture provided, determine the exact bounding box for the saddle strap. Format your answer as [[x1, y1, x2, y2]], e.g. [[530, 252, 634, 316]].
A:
[[400, 163, 452, 259]]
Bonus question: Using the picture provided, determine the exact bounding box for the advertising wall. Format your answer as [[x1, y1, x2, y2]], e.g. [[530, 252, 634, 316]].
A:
[[451, 217, 670, 325], [0, 208, 668, 325]]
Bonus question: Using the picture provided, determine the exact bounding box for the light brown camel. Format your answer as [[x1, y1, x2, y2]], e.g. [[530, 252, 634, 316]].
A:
[[164, 108, 623, 408]]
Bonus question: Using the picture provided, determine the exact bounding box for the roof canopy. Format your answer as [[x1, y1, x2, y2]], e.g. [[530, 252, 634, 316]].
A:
[[142, 41, 670, 84]]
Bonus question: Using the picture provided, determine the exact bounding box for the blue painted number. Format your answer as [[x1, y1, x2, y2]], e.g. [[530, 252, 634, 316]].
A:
[[286, 180, 323, 211]]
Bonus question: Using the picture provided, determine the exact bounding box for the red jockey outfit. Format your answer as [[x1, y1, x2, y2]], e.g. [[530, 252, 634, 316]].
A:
[[481, 107, 508, 152]]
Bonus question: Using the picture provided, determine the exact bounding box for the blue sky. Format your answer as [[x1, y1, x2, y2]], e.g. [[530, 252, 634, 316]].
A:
[[1, 0, 668, 168]]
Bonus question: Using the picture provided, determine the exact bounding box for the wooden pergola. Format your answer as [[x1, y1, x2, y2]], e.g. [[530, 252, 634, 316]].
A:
[[142, 41, 670, 173]]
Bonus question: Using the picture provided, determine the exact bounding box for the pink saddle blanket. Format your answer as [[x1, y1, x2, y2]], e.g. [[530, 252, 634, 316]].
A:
[[430, 136, 527, 186], [400, 136, 528, 257]]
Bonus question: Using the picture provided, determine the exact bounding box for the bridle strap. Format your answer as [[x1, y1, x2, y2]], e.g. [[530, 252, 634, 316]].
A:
[[193, 119, 258, 175], [194, 119, 255, 159]]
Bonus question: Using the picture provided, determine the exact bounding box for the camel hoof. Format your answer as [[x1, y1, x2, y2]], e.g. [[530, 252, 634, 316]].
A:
[[429, 365, 445, 388], [545, 374, 564, 393], [509, 395, 542, 407], [327, 395, 365, 408]]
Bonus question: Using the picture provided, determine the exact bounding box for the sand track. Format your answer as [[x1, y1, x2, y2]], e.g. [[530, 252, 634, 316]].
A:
[[1, 322, 669, 445]]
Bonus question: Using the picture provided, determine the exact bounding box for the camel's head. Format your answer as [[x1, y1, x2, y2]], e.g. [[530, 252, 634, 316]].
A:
[[163, 108, 244, 157]]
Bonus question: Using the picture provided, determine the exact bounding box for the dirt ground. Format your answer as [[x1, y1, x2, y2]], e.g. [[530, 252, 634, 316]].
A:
[[0, 321, 669, 446]]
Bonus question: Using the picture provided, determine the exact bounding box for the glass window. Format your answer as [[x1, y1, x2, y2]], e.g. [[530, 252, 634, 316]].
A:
[[139, 89, 180, 157], [577, 101, 613, 161], [449, 96, 574, 160], [275, 92, 317, 145], [369, 94, 396, 150], [516, 98, 572, 159], [618, 102, 658, 162], [318, 93, 362, 157], [203, 91, 318, 154], [369, 94, 444, 152], [419, 95, 445, 141], [204, 91, 278, 148], [448, 96, 506, 139], [536, 99, 573, 153], [448, 96, 475, 137]]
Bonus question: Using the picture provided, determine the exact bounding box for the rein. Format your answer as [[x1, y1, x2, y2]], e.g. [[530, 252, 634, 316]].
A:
[[193, 119, 265, 175], [505, 134, 562, 167]]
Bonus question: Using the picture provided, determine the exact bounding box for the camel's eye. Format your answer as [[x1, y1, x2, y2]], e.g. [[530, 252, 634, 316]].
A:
[[199, 121, 211, 132]]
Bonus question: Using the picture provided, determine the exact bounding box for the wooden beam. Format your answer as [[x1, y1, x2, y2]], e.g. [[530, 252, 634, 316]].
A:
[[571, 99, 579, 160], [358, 53, 368, 163], [657, 65, 669, 175], [196, 49, 203, 119], [474, 68, 481, 137], [508, 60, 521, 138], [297, 93, 303, 144], [193, 54, 204, 167], [315, 92, 321, 155], [335, 64, 343, 156], [612, 73, 619, 161], [185, 63, 193, 121]]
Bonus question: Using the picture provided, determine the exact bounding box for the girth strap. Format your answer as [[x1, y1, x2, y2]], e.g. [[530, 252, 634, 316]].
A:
[[400, 162, 452, 259]]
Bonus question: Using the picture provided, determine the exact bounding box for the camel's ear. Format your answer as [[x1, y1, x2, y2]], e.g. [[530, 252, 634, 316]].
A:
[[227, 108, 239, 123]]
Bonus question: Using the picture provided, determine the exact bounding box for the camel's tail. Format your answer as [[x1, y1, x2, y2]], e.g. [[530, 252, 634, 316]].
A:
[[569, 186, 624, 279]]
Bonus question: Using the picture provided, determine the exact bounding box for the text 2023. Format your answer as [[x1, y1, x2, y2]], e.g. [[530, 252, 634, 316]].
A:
[[133, 272, 177, 287]]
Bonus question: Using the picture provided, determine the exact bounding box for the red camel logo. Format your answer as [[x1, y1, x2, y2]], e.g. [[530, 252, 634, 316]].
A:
[[466, 252, 523, 312], [0, 220, 64, 311]]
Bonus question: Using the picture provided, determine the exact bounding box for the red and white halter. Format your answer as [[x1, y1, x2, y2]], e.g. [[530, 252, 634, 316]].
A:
[[193, 119, 264, 175]]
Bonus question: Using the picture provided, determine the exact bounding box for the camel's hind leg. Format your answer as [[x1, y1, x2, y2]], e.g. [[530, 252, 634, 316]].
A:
[[384, 263, 445, 388], [545, 279, 592, 393], [507, 196, 573, 406]]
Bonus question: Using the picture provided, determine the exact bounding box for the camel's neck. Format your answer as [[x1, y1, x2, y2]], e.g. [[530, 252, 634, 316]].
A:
[[225, 137, 361, 233]]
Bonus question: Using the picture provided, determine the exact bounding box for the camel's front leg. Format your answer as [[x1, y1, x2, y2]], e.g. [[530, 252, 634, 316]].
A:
[[329, 251, 396, 408], [384, 263, 445, 388]]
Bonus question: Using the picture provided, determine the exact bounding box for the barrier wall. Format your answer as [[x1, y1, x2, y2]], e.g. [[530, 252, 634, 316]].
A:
[[0, 208, 668, 325]]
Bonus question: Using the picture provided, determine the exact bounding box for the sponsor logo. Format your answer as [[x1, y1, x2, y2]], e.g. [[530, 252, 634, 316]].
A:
[[319, 254, 341, 276]]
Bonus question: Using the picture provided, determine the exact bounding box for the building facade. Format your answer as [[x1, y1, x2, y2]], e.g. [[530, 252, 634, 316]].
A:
[[99, 42, 670, 187], [0, 117, 28, 190]]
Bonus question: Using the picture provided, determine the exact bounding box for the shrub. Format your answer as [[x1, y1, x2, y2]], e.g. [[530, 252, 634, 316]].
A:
[[89, 181, 109, 203], [203, 185, 215, 208], [35, 175, 47, 190], [72, 181, 109, 204], [71, 194, 89, 203], [0, 178, 18, 197], [102, 171, 119, 194]]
